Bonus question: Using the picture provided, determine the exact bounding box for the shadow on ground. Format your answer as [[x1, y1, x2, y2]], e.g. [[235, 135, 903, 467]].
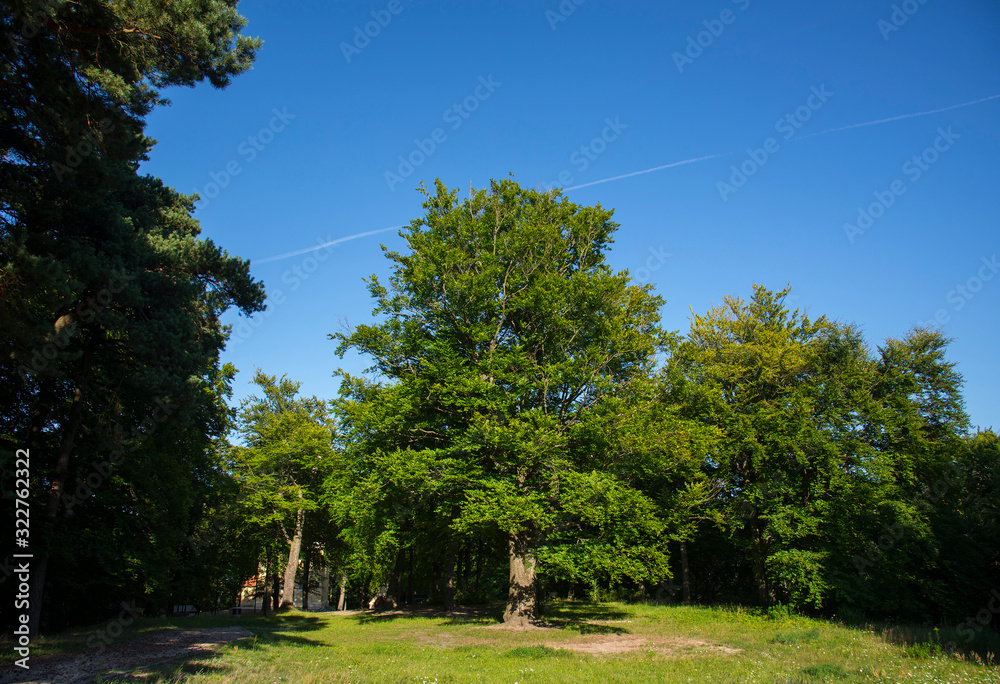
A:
[[542, 602, 633, 634], [352, 601, 633, 634], [0, 612, 328, 684], [353, 605, 499, 626]]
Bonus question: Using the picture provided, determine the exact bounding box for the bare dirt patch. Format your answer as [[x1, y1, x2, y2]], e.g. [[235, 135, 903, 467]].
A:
[[544, 634, 742, 657], [546, 634, 648, 654], [0, 626, 253, 684]]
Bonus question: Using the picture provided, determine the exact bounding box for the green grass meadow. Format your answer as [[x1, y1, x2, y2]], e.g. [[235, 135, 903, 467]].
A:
[[19, 602, 1000, 683]]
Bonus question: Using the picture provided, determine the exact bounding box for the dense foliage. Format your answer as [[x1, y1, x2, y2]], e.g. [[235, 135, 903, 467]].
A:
[[1, 1, 996, 640], [1, 0, 264, 633]]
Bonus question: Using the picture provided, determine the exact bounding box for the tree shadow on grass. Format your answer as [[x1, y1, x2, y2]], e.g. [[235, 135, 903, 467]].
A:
[[250, 631, 325, 648], [86, 619, 327, 683], [350, 602, 634, 634], [352, 605, 499, 626], [544, 601, 631, 621], [540, 601, 633, 634], [245, 612, 327, 634], [869, 622, 1000, 666], [87, 660, 234, 683]]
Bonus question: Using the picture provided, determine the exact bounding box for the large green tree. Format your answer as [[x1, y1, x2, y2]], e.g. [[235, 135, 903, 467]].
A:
[[830, 328, 975, 620], [335, 179, 699, 625], [675, 285, 879, 609]]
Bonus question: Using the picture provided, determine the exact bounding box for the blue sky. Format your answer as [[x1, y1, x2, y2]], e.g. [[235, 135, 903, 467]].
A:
[[140, 0, 1000, 430]]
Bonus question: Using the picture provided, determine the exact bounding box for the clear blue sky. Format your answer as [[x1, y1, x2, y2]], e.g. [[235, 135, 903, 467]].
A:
[[140, 0, 1000, 430]]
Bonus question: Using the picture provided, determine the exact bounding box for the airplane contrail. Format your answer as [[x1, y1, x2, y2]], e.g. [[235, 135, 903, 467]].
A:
[[252, 94, 999, 261], [252, 226, 402, 264], [563, 154, 727, 191], [798, 93, 1000, 141], [564, 93, 1000, 191]]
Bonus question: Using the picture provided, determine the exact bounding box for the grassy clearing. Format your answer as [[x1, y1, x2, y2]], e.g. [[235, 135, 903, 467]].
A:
[[28, 603, 1000, 683]]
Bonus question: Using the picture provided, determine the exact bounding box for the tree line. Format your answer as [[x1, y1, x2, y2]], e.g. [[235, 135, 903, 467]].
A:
[[1, 0, 997, 637]]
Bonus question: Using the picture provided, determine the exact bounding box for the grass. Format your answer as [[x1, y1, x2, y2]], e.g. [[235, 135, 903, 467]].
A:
[[14, 602, 1000, 683]]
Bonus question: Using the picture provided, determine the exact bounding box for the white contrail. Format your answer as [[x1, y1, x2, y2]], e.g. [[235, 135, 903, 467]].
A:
[[563, 154, 727, 191], [563, 93, 1000, 191], [799, 93, 1000, 140], [252, 95, 999, 259], [252, 226, 402, 264]]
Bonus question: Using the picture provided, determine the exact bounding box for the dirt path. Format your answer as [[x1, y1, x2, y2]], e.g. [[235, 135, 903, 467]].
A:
[[0, 626, 253, 684]]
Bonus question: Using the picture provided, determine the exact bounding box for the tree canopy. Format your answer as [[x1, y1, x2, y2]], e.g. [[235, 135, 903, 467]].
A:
[[2, 1, 995, 632]]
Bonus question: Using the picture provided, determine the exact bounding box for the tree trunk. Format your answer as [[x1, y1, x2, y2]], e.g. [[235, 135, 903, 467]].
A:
[[389, 548, 405, 606], [272, 573, 280, 611], [751, 519, 773, 607], [262, 544, 271, 616], [503, 530, 537, 626], [301, 545, 311, 611], [369, 583, 391, 609], [29, 367, 89, 636], [444, 551, 456, 610], [680, 541, 691, 605], [280, 506, 306, 607], [337, 572, 347, 611]]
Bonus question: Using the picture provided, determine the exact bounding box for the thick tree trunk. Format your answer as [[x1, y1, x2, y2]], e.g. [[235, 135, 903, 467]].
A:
[[337, 573, 347, 611], [301, 546, 311, 611], [280, 506, 306, 607], [503, 530, 537, 626], [680, 541, 691, 605], [29, 370, 88, 636], [443, 551, 456, 610], [369, 583, 391, 609]]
